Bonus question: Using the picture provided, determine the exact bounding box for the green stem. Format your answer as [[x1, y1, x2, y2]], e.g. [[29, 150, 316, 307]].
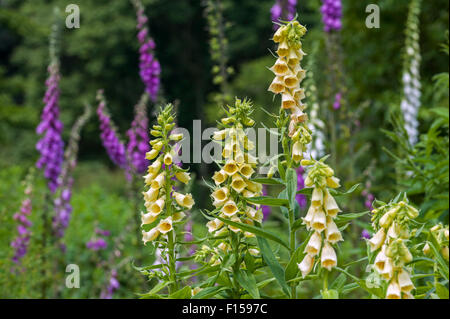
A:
[[323, 269, 329, 293], [288, 208, 297, 299]]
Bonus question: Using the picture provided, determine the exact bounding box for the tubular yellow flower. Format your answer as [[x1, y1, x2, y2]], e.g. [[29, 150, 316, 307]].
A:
[[311, 208, 327, 232], [311, 188, 323, 207], [141, 211, 158, 226], [305, 231, 322, 256], [212, 170, 227, 185], [324, 191, 341, 217], [325, 218, 343, 244], [143, 187, 159, 202], [175, 171, 191, 184], [397, 268, 414, 292], [158, 216, 173, 234], [206, 218, 224, 233], [369, 228, 386, 252], [172, 211, 186, 222], [223, 160, 239, 176], [212, 187, 229, 203], [386, 279, 401, 299], [321, 241, 337, 271], [142, 228, 160, 244], [145, 149, 159, 160], [149, 197, 166, 215], [163, 153, 173, 166], [239, 164, 254, 179], [222, 200, 238, 217], [174, 192, 194, 209], [298, 254, 315, 278], [231, 174, 246, 193], [151, 172, 166, 190]]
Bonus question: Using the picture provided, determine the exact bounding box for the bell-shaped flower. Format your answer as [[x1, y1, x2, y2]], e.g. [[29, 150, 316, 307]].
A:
[[173, 211, 186, 222], [231, 174, 246, 193], [158, 216, 173, 234], [304, 231, 322, 256], [292, 141, 303, 163], [311, 188, 323, 207], [303, 205, 315, 229], [174, 192, 194, 209], [311, 208, 327, 232], [222, 200, 238, 217], [326, 176, 340, 189], [325, 218, 343, 244], [206, 218, 224, 233], [175, 171, 191, 184], [143, 187, 159, 203], [245, 180, 262, 193], [374, 247, 387, 273], [298, 254, 315, 278], [212, 129, 227, 140], [324, 191, 341, 217], [151, 172, 166, 190], [397, 268, 414, 292], [321, 241, 337, 271], [284, 71, 299, 89], [223, 160, 239, 176], [276, 41, 289, 57], [142, 228, 160, 244], [149, 197, 165, 215], [369, 228, 386, 252], [270, 58, 289, 76], [213, 170, 227, 185], [141, 211, 158, 226], [239, 164, 254, 179], [281, 92, 296, 110], [212, 187, 229, 204], [291, 107, 308, 123], [386, 279, 401, 299], [163, 153, 173, 166]]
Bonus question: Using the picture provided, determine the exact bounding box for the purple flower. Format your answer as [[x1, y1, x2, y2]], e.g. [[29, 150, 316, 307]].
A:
[[100, 269, 120, 299], [333, 92, 342, 110], [11, 189, 33, 265], [261, 185, 271, 221], [96, 90, 127, 169], [126, 95, 150, 177], [86, 238, 108, 251], [271, 0, 297, 29], [134, 5, 160, 101], [320, 0, 342, 32], [36, 62, 64, 193], [361, 229, 371, 240], [296, 166, 307, 208]]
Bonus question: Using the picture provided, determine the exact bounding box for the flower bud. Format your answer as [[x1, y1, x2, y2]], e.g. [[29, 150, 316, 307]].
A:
[[175, 171, 191, 184]]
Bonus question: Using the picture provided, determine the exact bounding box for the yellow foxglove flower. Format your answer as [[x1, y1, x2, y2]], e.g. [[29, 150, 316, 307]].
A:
[[374, 248, 388, 273], [305, 231, 322, 256], [174, 192, 194, 209], [212, 170, 227, 185], [311, 208, 327, 232], [158, 216, 173, 234], [321, 241, 337, 271], [212, 187, 229, 203], [143, 187, 159, 202], [303, 205, 315, 229], [163, 153, 173, 166], [386, 279, 401, 299], [173, 211, 186, 222], [325, 218, 343, 244], [326, 176, 341, 189], [141, 211, 158, 226], [206, 218, 224, 233], [291, 107, 308, 123], [148, 159, 162, 175], [169, 133, 183, 141], [292, 140, 303, 163], [149, 197, 166, 215], [151, 172, 166, 189], [397, 269, 414, 293], [369, 228, 386, 252], [231, 174, 246, 193], [213, 129, 227, 140], [152, 140, 164, 151], [380, 257, 394, 280], [284, 71, 299, 89], [222, 200, 238, 217], [379, 206, 399, 229], [239, 164, 254, 179], [276, 41, 289, 57], [223, 160, 239, 176], [227, 216, 242, 233], [311, 188, 323, 207], [324, 191, 341, 217], [142, 228, 160, 244], [270, 58, 289, 76], [298, 254, 315, 278], [281, 92, 296, 110], [175, 171, 191, 184], [145, 149, 159, 160]]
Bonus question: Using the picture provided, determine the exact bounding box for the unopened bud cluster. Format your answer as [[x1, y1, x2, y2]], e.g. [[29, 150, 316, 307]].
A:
[[298, 159, 343, 277], [141, 104, 194, 244], [206, 98, 262, 263], [423, 223, 449, 261], [368, 200, 419, 299], [268, 19, 311, 163]]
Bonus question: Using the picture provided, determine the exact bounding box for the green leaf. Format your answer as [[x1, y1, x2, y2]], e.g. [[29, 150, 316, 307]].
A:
[[292, 218, 304, 232], [192, 286, 227, 299], [334, 211, 370, 224], [278, 159, 286, 180], [245, 196, 289, 207], [296, 188, 313, 196], [215, 215, 289, 249], [251, 177, 284, 185], [330, 273, 347, 292], [168, 286, 192, 299], [235, 270, 260, 299], [435, 282, 449, 299], [286, 168, 297, 210], [329, 183, 361, 197], [138, 281, 172, 299], [285, 246, 301, 281], [257, 237, 291, 298]]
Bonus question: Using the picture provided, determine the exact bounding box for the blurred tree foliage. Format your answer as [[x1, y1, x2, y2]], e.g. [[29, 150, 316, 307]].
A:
[[0, 0, 448, 179]]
